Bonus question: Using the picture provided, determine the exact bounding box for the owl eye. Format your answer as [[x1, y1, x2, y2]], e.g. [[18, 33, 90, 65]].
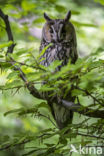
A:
[[62, 28, 66, 34]]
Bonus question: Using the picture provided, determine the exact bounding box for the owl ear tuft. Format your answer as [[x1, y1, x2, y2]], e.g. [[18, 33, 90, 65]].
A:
[[44, 12, 52, 22], [64, 10, 71, 22]]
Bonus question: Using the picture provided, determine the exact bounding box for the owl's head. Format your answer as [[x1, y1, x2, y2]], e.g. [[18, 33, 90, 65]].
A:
[[42, 11, 75, 43]]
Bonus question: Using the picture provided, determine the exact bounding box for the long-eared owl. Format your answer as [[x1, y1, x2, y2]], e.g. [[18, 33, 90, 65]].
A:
[[39, 11, 78, 129]]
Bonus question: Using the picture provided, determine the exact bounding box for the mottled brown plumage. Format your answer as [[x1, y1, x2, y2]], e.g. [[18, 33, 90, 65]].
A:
[[39, 11, 78, 129]]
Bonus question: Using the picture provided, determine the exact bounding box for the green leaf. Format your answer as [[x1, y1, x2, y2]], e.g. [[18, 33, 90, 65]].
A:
[[4, 108, 22, 116], [0, 62, 12, 69], [72, 20, 98, 28], [40, 85, 54, 92], [0, 41, 13, 48], [71, 89, 84, 96], [0, 54, 4, 58], [7, 71, 19, 79], [26, 71, 43, 81], [94, 0, 104, 5], [91, 47, 104, 56], [71, 10, 80, 15], [33, 17, 45, 24], [37, 43, 53, 60], [6, 79, 22, 88], [45, 143, 55, 147], [47, 60, 62, 72], [55, 5, 65, 12], [21, 0, 36, 12], [59, 136, 67, 145], [13, 48, 33, 57], [37, 102, 49, 110]]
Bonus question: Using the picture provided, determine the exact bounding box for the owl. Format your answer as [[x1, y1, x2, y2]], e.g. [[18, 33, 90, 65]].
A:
[[39, 11, 78, 129]]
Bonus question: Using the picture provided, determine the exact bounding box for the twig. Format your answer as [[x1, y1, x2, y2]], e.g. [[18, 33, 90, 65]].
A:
[[39, 113, 57, 128], [77, 132, 104, 140], [76, 87, 103, 105]]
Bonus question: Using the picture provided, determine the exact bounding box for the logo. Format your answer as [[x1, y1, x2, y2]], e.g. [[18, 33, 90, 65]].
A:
[[70, 144, 102, 155]]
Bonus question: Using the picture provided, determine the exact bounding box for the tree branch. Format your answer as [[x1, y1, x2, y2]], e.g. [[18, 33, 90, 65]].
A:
[[61, 99, 104, 118]]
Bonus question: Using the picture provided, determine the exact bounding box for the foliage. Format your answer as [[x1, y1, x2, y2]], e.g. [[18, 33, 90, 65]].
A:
[[0, 0, 104, 156]]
